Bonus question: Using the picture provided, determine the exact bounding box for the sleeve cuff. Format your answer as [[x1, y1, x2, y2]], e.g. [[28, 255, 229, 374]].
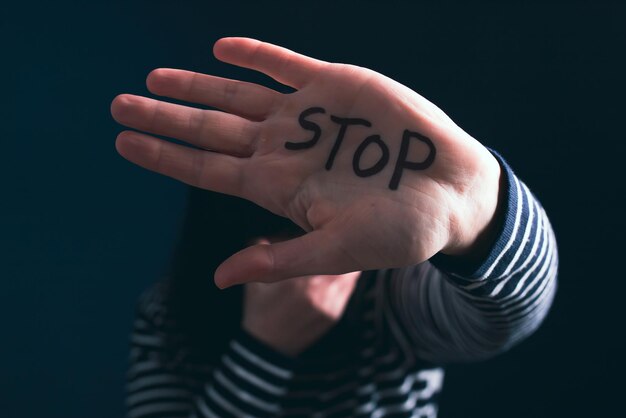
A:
[[429, 149, 519, 279]]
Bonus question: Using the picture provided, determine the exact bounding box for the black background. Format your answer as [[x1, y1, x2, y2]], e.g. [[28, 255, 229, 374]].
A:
[[2, 1, 624, 417]]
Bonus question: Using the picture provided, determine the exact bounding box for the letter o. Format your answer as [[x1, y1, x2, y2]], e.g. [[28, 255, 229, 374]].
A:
[[352, 134, 390, 177]]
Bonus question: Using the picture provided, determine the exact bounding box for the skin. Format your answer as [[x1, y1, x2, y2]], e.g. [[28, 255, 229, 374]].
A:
[[243, 269, 361, 357], [242, 238, 361, 357], [111, 37, 503, 355]]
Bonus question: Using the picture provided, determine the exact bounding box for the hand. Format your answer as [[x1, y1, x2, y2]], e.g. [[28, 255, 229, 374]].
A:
[[242, 239, 360, 357], [111, 37, 502, 288]]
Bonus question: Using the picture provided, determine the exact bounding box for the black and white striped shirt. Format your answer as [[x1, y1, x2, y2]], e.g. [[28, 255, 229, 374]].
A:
[[126, 153, 558, 417]]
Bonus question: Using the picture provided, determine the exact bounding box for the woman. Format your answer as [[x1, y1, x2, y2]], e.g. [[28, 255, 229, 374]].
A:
[[112, 38, 558, 417]]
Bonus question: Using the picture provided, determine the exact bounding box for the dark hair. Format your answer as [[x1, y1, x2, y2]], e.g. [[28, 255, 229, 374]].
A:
[[164, 186, 304, 361]]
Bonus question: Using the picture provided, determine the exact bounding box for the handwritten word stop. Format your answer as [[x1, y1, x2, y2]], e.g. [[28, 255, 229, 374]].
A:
[[284, 107, 436, 190]]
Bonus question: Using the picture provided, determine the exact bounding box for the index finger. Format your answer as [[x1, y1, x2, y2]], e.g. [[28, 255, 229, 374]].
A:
[[213, 37, 327, 89]]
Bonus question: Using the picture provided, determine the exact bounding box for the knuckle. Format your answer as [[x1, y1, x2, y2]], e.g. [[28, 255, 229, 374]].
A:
[[186, 71, 199, 98], [189, 109, 205, 138], [222, 80, 240, 107]]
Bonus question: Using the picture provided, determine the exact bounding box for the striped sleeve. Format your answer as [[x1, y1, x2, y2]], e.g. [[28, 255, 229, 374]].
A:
[[126, 281, 204, 418], [387, 151, 559, 364], [126, 281, 297, 418]]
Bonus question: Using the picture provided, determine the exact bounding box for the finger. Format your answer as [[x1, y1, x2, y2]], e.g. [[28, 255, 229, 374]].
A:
[[214, 229, 355, 288], [247, 237, 271, 246], [111, 94, 257, 157], [146, 68, 282, 121], [115, 130, 244, 197], [213, 37, 327, 89]]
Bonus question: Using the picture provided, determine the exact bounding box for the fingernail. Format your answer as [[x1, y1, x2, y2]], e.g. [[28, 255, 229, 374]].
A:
[[214, 275, 233, 290]]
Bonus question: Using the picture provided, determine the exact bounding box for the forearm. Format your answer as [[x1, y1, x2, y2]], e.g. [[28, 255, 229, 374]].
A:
[[389, 151, 558, 363]]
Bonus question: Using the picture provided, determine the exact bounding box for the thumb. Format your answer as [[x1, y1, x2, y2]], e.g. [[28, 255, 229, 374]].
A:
[[214, 229, 353, 288]]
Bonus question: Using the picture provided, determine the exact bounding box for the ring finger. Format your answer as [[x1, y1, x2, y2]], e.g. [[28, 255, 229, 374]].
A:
[[111, 94, 259, 157]]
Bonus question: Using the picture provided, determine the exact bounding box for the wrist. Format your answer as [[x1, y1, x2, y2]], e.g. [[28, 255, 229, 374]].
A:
[[441, 149, 504, 263]]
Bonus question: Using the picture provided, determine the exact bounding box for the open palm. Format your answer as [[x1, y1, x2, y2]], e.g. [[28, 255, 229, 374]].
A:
[[111, 37, 501, 288]]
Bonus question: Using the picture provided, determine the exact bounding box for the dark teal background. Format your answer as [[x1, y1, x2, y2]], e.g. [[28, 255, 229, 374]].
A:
[[2, 1, 624, 417]]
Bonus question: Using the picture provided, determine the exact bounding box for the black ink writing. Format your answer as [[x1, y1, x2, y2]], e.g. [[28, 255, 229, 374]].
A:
[[326, 116, 371, 170], [284, 107, 326, 150], [284, 107, 436, 190], [389, 130, 436, 190], [352, 134, 390, 177]]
